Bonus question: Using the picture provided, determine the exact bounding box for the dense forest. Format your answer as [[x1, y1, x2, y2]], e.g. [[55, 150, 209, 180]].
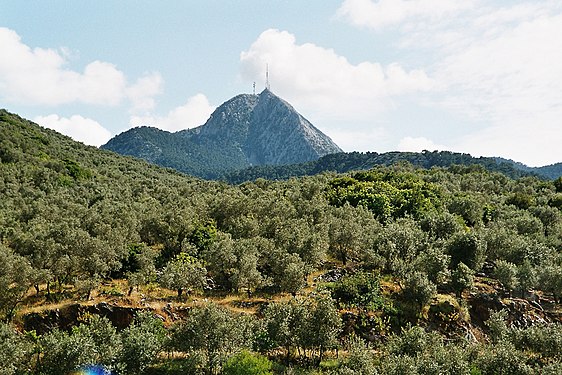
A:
[[1, 109, 561, 374], [222, 151, 562, 184]]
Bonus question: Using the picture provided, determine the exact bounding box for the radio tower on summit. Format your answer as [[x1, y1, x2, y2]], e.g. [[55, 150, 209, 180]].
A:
[[265, 64, 271, 90]]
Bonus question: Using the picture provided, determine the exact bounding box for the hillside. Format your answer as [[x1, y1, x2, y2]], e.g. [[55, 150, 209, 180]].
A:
[[223, 150, 545, 184], [1, 109, 561, 374], [494, 157, 562, 180], [102, 89, 342, 179]]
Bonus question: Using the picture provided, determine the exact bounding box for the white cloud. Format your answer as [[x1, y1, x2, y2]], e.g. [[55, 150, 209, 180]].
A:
[[240, 29, 432, 119], [337, 0, 562, 166], [0, 27, 162, 108], [398, 136, 448, 153], [130, 94, 215, 132], [336, 0, 474, 30], [34, 114, 112, 147], [127, 72, 163, 113]]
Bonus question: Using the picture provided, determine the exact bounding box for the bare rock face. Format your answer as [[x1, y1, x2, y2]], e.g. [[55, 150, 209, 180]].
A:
[[102, 89, 342, 179], [245, 89, 342, 165]]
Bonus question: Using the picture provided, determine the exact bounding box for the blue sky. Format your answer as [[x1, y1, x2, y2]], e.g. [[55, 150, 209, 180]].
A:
[[1, 0, 561, 167]]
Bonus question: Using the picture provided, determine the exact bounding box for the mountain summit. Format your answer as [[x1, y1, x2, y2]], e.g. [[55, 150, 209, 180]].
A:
[[102, 89, 342, 179]]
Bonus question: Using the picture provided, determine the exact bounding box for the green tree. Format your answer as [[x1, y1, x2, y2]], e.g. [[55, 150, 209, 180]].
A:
[[230, 238, 264, 296], [338, 335, 376, 375], [516, 261, 537, 297], [495, 260, 519, 295], [261, 299, 308, 359], [447, 231, 487, 272], [402, 271, 437, 313], [328, 271, 384, 310], [119, 312, 166, 374], [554, 176, 562, 193], [328, 204, 377, 265], [125, 244, 158, 295], [448, 195, 483, 227], [277, 253, 308, 295], [171, 303, 255, 374], [304, 292, 342, 362], [415, 246, 451, 285], [37, 315, 122, 374], [373, 218, 427, 276], [539, 264, 562, 303], [0, 322, 31, 375], [159, 253, 207, 297], [451, 262, 474, 298], [0, 244, 34, 322]]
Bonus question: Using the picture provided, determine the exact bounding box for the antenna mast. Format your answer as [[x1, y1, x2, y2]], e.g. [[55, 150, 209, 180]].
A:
[[265, 63, 270, 90], [253, 82, 256, 95]]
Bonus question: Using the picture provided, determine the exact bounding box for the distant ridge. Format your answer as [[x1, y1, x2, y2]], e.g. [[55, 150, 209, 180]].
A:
[[222, 150, 561, 184], [102, 89, 342, 179]]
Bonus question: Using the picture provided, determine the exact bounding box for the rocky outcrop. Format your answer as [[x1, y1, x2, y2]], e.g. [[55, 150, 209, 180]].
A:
[[23, 302, 146, 334]]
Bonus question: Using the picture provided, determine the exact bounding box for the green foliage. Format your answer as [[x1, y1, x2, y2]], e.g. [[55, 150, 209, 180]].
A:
[[448, 195, 483, 227], [0, 244, 33, 321], [475, 342, 532, 375], [486, 310, 510, 344], [170, 303, 255, 373], [0, 322, 31, 375], [494, 260, 519, 294], [222, 351, 273, 375], [260, 294, 341, 361], [554, 177, 562, 192], [119, 312, 166, 374], [451, 262, 474, 298], [326, 169, 441, 222], [337, 336, 376, 375], [327, 271, 385, 310], [63, 159, 92, 180], [506, 192, 536, 210], [401, 271, 437, 311], [447, 232, 487, 272], [414, 246, 451, 285], [159, 253, 207, 297], [0, 109, 561, 374]]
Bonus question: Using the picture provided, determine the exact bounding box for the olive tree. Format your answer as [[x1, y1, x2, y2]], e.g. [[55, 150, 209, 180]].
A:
[[159, 253, 207, 297], [0, 244, 33, 322]]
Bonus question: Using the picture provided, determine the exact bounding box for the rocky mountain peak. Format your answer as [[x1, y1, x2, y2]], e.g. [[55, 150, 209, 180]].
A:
[[102, 90, 342, 178]]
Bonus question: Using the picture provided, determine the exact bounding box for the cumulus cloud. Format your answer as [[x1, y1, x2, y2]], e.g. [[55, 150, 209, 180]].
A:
[[0, 27, 162, 108], [130, 94, 215, 132], [34, 114, 112, 147], [126, 72, 163, 113], [240, 29, 432, 118], [337, 0, 562, 166]]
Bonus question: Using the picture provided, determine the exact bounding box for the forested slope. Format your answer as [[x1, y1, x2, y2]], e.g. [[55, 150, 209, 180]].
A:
[[222, 150, 546, 184], [1, 109, 562, 374]]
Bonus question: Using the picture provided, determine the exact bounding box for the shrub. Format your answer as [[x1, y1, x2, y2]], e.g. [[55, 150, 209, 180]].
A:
[[222, 350, 273, 375]]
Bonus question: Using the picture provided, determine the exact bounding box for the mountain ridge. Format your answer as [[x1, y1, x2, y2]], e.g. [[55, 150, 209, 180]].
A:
[[102, 89, 342, 178], [222, 150, 562, 184]]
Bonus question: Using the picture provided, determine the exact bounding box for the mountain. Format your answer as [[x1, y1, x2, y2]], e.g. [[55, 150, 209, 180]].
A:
[[223, 150, 554, 184], [102, 89, 342, 179], [494, 157, 562, 180]]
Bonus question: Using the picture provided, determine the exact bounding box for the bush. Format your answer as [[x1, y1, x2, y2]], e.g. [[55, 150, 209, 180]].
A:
[[402, 272, 437, 311], [327, 272, 384, 310], [222, 350, 273, 375]]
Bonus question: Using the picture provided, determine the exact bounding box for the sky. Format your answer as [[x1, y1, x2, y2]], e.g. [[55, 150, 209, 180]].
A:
[[1, 0, 561, 167]]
